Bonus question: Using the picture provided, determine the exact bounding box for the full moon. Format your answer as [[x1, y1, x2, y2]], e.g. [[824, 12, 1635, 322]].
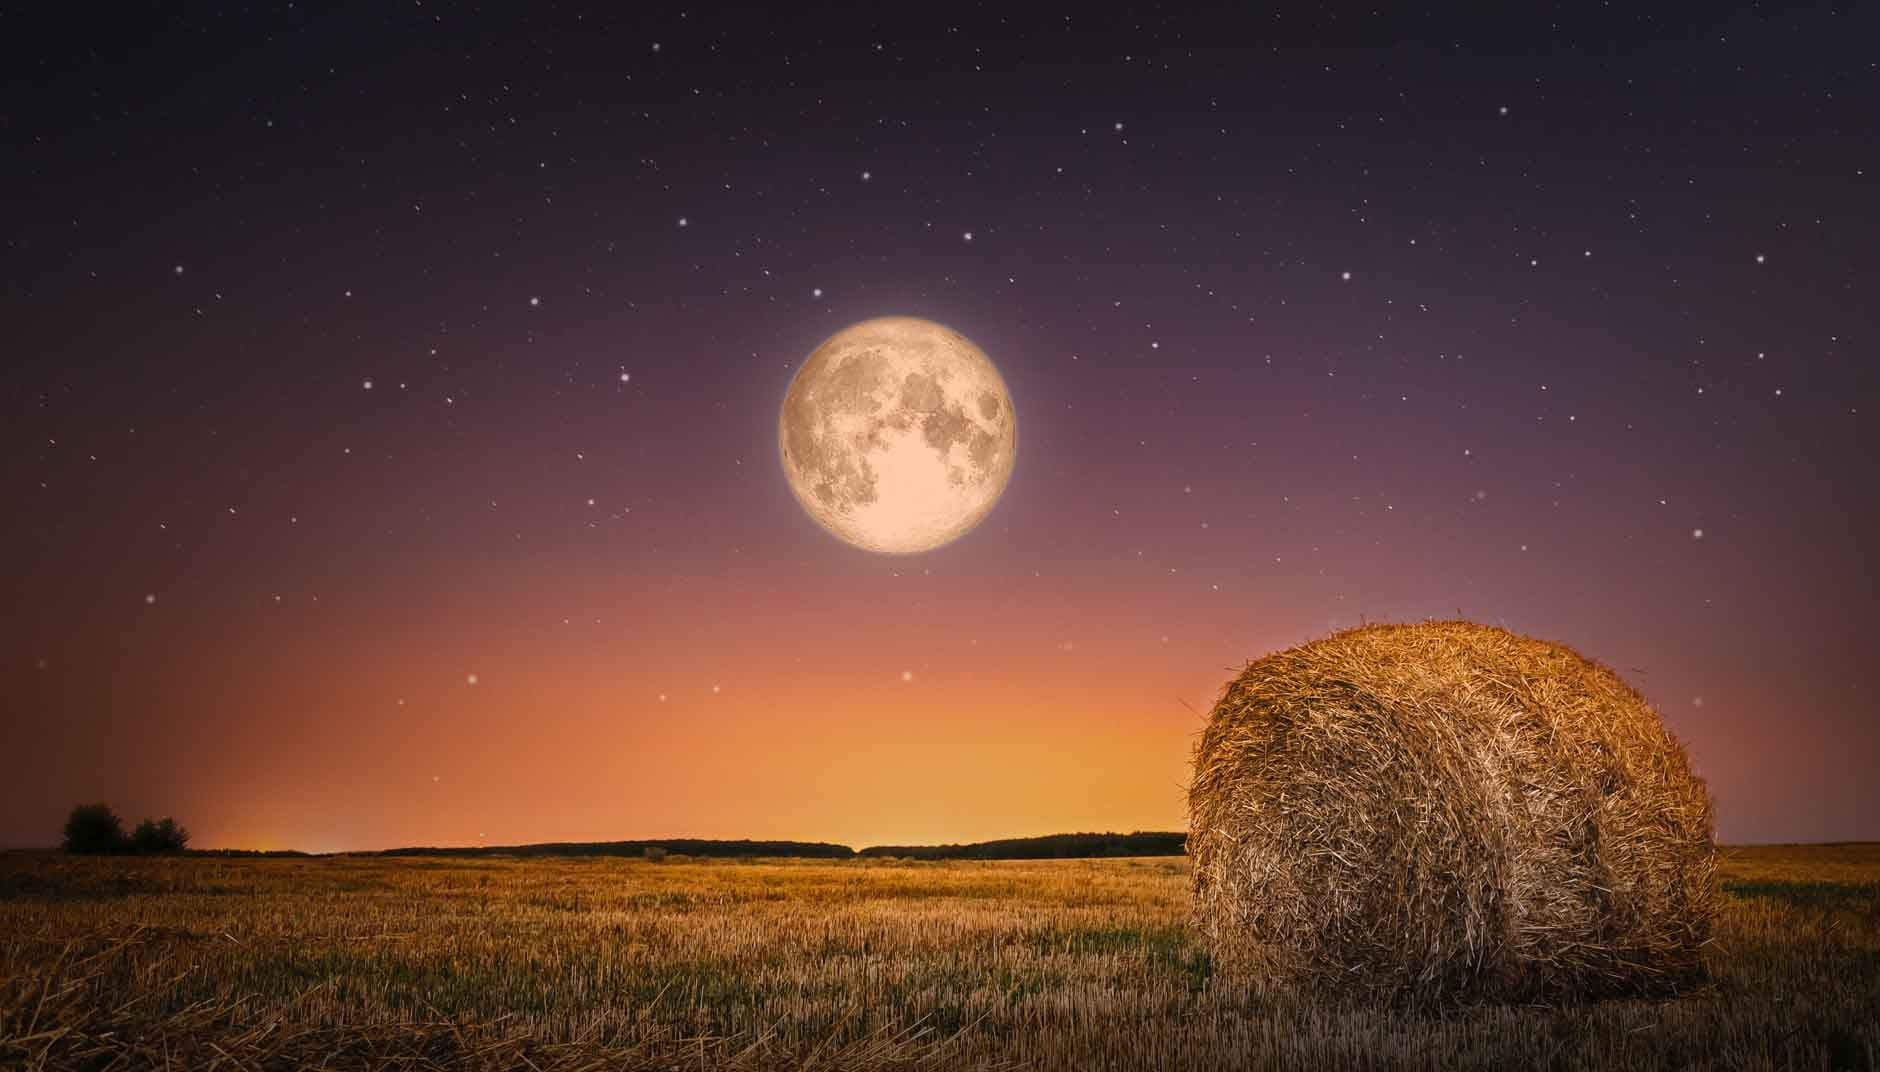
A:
[[780, 317, 1017, 553]]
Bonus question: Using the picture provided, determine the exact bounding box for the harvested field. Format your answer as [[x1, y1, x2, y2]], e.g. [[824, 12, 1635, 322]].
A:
[[2, 846, 1876, 1070]]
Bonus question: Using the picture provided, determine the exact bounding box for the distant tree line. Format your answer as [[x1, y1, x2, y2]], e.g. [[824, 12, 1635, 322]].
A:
[[375, 838, 856, 860], [857, 831, 1187, 860], [51, 819, 1187, 860], [373, 832, 1189, 861], [62, 804, 190, 854]]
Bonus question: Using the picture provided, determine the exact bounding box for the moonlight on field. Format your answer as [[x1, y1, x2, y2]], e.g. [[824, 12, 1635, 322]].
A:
[[780, 317, 1017, 553]]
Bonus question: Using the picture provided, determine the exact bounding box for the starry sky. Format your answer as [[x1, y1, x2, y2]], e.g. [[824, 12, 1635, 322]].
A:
[[4, 4, 1876, 852]]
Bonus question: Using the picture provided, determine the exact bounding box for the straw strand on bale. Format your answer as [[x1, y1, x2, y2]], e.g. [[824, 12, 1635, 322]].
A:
[[1187, 620, 1716, 1006]]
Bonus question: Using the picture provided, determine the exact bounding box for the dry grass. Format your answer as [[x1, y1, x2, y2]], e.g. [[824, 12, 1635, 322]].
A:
[[1, 848, 1877, 1070], [1190, 621, 1715, 1005]]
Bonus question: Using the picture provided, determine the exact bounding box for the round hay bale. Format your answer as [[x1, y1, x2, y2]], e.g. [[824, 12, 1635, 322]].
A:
[[1187, 620, 1715, 1005]]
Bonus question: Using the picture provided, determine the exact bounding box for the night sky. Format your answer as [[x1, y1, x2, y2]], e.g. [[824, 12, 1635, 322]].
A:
[[4, 4, 1876, 852]]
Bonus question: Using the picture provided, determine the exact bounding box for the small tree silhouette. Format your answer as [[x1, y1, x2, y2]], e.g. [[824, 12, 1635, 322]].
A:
[[130, 816, 190, 854], [63, 803, 128, 854]]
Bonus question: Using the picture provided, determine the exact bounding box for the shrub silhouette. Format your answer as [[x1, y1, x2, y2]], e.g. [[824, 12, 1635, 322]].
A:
[[62, 804, 128, 854], [62, 805, 192, 854], [131, 816, 190, 854]]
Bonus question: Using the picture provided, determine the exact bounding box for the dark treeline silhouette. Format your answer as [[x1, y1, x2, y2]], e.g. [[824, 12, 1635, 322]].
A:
[[375, 838, 856, 860], [48, 817, 1187, 860], [858, 831, 1188, 860], [371, 832, 1188, 861], [61, 804, 190, 854]]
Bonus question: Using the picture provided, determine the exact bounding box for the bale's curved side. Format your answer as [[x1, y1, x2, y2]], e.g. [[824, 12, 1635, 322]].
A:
[[1187, 620, 1715, 1004]]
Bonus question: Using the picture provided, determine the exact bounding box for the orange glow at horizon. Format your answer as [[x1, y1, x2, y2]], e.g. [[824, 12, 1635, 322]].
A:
[[35, 550, 1250, 854], [10, 513, 1836, 852]]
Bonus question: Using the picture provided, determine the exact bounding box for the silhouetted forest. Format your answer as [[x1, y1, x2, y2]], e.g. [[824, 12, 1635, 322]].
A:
[[43, 822, 1190, 861], [369, 832, 1189, 861], [375, 838, 856, 860], [858, 832, 1187, 860]]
